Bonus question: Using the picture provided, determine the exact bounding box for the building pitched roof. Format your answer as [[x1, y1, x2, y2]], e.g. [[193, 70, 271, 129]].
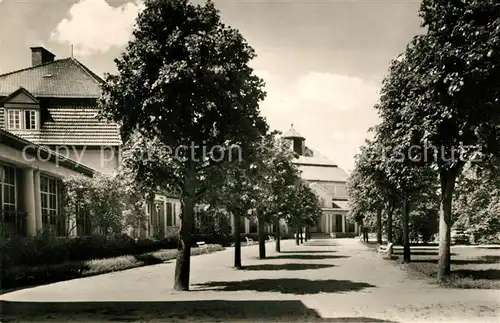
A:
[[309, 182, 334, 197], [297, 163, 349, 182], [283, 125, 305, 139], [11, 107, 121, 146], [332, 200, 349, 211], [281, 126, 348, 183], [0, 129, 95, 177], [0, 86, 39, 104], [0, 58, 103, 98]]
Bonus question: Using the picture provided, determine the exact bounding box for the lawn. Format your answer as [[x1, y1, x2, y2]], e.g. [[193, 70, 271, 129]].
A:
[[362, 240, 500, 289], [392, 245, 500, 289]]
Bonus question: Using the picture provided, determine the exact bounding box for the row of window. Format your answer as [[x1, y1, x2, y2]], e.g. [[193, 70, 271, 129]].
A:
[[6, 109, 38, 130], [147, 201, 177, 226], [1, 163, 181, 237], [1, 163, 62, 234], [1, 165, 16, 213]]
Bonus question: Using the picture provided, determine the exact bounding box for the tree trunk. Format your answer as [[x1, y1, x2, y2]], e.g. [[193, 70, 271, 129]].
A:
[[376, 208, 382, 244], [299, 226, 304, 244], [387, 200, 394, 243], [275, 217, 281, 252], [174, 194, 194, 291], [437, 168, 459, 282], [304, 226, 309, 242], [402, 197, 411, 263], [258, 215, 266, 259], [233, 212, 242, 269], [295, 225, 300, 245]]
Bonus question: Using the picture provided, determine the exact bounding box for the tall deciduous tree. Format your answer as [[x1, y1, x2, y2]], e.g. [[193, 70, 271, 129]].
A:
[[249, 134, 301, 258], [349, 140, 392, 245], [284, 180, 322, 246], [374, 0, 500, 279], [99, 0, 268, 290]]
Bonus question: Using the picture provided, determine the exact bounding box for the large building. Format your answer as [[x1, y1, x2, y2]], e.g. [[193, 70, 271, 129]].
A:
[[234, 126, 355, 236], [0, 46, 181, 238], [283, 126, 356, 236]]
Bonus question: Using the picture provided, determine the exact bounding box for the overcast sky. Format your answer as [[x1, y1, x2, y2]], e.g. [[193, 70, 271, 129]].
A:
[[0, 0, 424, 171]]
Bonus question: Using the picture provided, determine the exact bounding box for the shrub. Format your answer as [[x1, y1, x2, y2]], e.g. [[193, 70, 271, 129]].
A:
[[63, 173, 147, 236], [1, 244, 224, 289], [0, 234, 179, 268]]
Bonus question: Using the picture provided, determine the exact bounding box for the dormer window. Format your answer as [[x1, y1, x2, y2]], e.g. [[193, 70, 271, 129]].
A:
[[25, 110, 37, 129], [3, 87, 41, 131], [7, 109, 38, 130], [7, 110, 21, 129]]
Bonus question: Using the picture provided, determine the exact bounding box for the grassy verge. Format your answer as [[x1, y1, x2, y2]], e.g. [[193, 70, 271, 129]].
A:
[[397, 251, 500, 289], [1, 244, 224, 292], [361, 240, 500, 289]]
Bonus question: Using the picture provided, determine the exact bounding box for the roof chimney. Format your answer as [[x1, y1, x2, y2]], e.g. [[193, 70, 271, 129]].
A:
[[30, 47, 55, 67]]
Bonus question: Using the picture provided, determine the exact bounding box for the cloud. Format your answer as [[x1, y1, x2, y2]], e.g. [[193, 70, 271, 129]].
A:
[[256, 70, 380, 171], [51, 0, 144, 56]]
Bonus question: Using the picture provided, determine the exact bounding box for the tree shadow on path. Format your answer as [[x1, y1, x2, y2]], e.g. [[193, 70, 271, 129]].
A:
[[264, 254, 349, 260], [195, 278, 376, 294], [242, 263, 335, 271], [1, 300, 396, 322]]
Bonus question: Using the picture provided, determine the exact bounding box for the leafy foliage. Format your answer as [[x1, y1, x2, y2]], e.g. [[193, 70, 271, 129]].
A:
[[364, 0, 500, 278], [98, 0, 268, 290], [453, 163, 500, 243], [283, 179, 322, 228], [63, 173, 146, 236]]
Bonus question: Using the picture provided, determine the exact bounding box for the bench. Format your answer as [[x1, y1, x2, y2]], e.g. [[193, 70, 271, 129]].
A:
[[268, 235, 275, 241], [245, 237, 255, 245], [196, 241, 209, 253], [377, 242, 394, 259]]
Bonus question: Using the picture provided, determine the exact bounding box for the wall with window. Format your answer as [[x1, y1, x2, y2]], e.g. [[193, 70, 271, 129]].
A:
[[1, 138, 96, 237], [310, 184, 333, 208], [0, 162, 66, 237], [319, 182, 347, 199], [0, 163, 25, 237], [1, 163, 18, 213], [40, 174, 65, 236]]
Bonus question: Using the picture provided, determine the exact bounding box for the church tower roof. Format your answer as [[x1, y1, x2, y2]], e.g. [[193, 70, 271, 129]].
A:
[[283, 124, 305, 140]]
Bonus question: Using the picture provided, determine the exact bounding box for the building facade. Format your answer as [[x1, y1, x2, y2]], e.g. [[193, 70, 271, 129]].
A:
[[233, 126, 354, 236], [0, 46, 182, 238], [0, 129, 95, 237], [283, 126, 356, 236]]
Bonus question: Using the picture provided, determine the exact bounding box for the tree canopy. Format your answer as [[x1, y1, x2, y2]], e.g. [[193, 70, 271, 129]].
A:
[[99, 0, 269, 290]]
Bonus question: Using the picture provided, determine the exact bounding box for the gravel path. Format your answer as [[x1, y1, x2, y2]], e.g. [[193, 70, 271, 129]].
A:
[[1, 239, 499, 322]]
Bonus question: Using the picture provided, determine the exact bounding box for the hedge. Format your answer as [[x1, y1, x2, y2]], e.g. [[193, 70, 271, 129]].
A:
[[1, 245, 224, 290], [0, 230, 296, 272]]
